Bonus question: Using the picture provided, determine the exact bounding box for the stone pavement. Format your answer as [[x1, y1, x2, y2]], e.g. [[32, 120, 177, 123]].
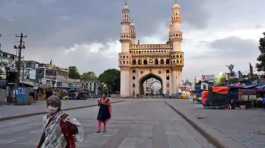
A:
[[0, 98, 121, 120], [0, 99, 214, 148], [167, 99, 265, 148]]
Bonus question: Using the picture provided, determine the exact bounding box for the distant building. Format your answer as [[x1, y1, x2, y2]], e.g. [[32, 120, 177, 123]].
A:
[[20, 60, 40, 86], [0, 50, 17, 80], [201, 75, 215, 83], [68, 78, 81, 89], [81, 80, 101, 97], [37, 64, 69, 88], [142, 78, 162, 96], [181, 80, 193, 91], [0, 54, 82, 89], [22, 61, 84, 89], [192, 75, 215, 91]]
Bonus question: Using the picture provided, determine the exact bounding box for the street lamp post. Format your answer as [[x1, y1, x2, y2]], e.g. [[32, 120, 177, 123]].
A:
[[14, 33, 27, 86]]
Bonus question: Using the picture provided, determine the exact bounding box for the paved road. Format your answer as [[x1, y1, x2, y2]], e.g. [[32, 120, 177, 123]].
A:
[[0, 99, 100, 119], [0, 99, 214, 148], [169, 100, 265, 148]]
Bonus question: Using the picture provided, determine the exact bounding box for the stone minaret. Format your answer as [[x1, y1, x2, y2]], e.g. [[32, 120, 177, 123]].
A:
[[169, 2, 183, 95], [120, 2, 132, 52], [130, 20, 137, 44], [169, 3, 182, 51], [120, 2, 132, 97]]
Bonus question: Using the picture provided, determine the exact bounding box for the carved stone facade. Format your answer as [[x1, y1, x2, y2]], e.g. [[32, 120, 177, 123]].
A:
[[119, 2, 184, 97]]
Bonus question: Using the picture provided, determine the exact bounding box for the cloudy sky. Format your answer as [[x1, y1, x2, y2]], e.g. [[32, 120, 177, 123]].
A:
[[0, 0, 264, 80]]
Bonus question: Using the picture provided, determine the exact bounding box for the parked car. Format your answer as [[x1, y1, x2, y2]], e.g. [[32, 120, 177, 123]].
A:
[[68, 90, 79, 100], [77, 91, 89, 100]]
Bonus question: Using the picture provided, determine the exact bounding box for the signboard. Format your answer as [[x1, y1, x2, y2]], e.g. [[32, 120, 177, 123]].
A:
[[15, 87, 29, 105], [201, 75, 215, 82]]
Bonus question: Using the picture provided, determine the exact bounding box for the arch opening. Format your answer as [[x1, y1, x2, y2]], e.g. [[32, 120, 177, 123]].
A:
[[139, 74, 163, 96]]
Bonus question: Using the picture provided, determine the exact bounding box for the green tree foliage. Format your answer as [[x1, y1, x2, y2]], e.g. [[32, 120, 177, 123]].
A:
[[81, 71, 97, 81], [257, 32, 265, 72], [0, 68, 4, 79], [214, 73, 226, 86], [98, 69, 120, 93], [226, 64, 235, 77], [0, 68, 3, 75], [68, 66, 80, 79]]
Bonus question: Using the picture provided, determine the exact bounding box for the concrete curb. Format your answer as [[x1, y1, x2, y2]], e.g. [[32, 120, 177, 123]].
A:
[[165, 101, 226, 148], [0, 100, 124, 122]]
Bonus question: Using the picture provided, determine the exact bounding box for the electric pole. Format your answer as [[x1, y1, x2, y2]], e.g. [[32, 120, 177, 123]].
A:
[[14, 33, 27, 86]]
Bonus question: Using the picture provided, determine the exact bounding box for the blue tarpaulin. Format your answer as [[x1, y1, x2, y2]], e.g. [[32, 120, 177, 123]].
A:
[[15, 87, 30, 105]]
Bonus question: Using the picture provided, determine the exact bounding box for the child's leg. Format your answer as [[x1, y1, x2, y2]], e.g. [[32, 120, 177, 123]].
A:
[[97, 121, 102, 132], [103, 121, 107, 132]]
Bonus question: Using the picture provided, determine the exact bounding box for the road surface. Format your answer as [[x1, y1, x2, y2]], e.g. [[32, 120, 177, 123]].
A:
[[0, 99, 214, 148]]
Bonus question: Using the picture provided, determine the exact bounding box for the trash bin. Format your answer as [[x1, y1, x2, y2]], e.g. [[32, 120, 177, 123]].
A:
[[15, 87, 31, 105]]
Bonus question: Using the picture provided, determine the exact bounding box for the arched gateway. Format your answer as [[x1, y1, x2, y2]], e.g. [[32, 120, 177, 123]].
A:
[[119, 2, 184, 97], [139, 73, 163, 96]]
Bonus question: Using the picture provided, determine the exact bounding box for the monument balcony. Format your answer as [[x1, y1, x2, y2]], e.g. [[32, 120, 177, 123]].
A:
[[130, 62, 184, 67], [131, 53, 171, 58], [130, 44, 172, 49], [129, 49, 172, 55], [131, 33, 136, 38], [119, 64, 131, 68], [119, 53, 131, 59], [170, 52, 184, 59], [122, 9, 129, 13], [171, 16, 182, 23], [169, 32, 182, 41], [120, 33, 132, 42], [130, 64, 173, 68], [130, 57, 183, 67], [170, 38, 182, 42], [119, 60, 131, 67], [121, 19, 130, 24]]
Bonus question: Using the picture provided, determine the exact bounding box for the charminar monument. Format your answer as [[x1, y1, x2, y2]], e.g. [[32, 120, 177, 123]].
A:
[[119, 1, 184, 97]]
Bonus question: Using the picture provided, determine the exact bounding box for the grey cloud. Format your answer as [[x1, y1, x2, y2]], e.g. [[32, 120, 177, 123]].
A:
[[1, 0, 262, 78], [22, 42, 119, 75], [0, 0, 209, 51], [209, 36, 258, 57], [202, 0, 265, 29], [129, 0, 209, 36], [179, 0, 210, 29]]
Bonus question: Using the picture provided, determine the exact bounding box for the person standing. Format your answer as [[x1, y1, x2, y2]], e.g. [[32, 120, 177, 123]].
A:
[[37, 95, 82, 148], [96, 94, 112, 133]]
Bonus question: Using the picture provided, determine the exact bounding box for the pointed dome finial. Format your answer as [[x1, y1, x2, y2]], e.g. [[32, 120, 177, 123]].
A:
[[173, 0, 181, 8], [124, 0, 128, 9], [131, 18, 135, 26]]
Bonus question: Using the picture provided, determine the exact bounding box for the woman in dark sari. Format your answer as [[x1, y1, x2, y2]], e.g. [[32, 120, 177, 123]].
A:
[[97, 94, 112, 133]]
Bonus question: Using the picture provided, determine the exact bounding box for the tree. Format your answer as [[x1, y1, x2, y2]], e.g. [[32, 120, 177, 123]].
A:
[[98, 69, 120, 94], [68, 66, 80, 79], [226, 64, 235, 77], [214, 73, 226, 86], [248, 63, 254, 79], [0, 68, 3, 75], [81, 71, 97, 81], [0, 68, 4, 80], [238, 71, 243, 79], [256, 32, 265, 72]]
